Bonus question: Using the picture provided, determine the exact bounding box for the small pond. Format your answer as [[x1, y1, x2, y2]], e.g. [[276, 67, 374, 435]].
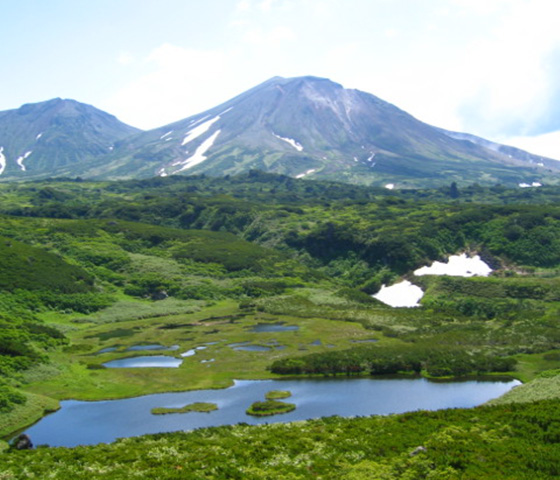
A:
[[233, 344, 271, 352], [181, 346, 207, 357], [96, 347, 117, 354], [126, 344, 179, 352], [23, 377, 520, 447], [103, 355, 183, 368], [250, 323, 299, 333]]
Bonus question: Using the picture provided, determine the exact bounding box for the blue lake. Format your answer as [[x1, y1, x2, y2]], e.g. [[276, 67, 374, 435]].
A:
[[23, 377, 520, 447]]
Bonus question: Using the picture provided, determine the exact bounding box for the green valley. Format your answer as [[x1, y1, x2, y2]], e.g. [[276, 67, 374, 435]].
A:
[[0, 173, 559, 477]]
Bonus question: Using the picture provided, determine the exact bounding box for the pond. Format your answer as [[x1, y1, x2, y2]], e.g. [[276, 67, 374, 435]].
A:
[[126, 344, 180, 352], [249, 323, 299, 333], [103, 355, 183, 368], [22, 377, 520, 447]]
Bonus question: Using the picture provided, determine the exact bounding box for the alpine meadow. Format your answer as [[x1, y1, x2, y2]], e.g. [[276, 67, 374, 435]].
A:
[[0, 75, 560, 479]]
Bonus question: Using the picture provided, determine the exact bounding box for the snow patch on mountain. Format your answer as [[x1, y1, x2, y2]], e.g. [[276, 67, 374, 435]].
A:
[[385, 184, 395, 190], [178, 130, 221, 172], [16, 151, 32, 171], [273, 133, 303, 151], [296, 169, 316, 179], [519, 182, 542, 188], [182, 116, 221, 146], [188, 115, 210, 127], [414, 254, 492, 277], [160, 130, 173, 140], [373, 280, 424, 308], [35, 132, 43, 140], [0, 147, 6, 175]]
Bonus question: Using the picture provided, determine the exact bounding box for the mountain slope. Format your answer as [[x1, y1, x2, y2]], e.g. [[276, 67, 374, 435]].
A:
[[86, 76, 560, 187], [0, 98, 140, 179]]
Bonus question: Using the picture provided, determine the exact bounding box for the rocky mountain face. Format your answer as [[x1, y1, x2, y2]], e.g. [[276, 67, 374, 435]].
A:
[[0, 98, 140, 179], [2, 77, 558, 187]]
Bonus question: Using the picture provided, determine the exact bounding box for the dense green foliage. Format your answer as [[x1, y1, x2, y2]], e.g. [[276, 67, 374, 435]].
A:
[[270, 344, 516, 377], [1, 399, 559, 478], [1, 174, 560, 478]]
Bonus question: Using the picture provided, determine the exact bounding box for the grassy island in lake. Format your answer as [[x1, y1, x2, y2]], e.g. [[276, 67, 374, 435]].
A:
[[265, 390, 292, 400], [151, 402, 218, 415], [246, 399, 296, 416]]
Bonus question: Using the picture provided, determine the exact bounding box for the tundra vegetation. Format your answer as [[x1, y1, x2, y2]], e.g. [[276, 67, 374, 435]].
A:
[[0, 173, 559, 477]]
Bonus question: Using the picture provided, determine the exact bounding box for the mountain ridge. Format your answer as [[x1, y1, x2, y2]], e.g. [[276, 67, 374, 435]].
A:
[[1, 76, 559, 187]]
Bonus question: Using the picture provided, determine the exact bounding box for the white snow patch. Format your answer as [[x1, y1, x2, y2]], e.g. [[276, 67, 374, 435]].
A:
[[165, 137, 173, 142], [367, 152, 376, 162], [178, 130, 221, 171], [532, 182, 542, 187], [108, 146, 114, 151], [182, 116, 221, 146], [353, 156, 358, 162], [219, 107, 233, 115], [373, 280, 424, 308], [537, 162, 544, 167], [414, 253, 492, 277], [296, 168, 316, 179], [385, 183, 395, 190], [188, 115, 210, 127], [0, 147, 6, 175], [519, 183, 531, 188], [519, 182, 542, 188], [35, 132, 43, 140], [272, 133, 303, 152], [16, 151, 32, 171], [160, 130, 173, 140]]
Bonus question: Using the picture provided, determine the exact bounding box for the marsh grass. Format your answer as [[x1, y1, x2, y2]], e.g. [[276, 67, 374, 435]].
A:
[[246, 399, 296, 416], [265, 390, 292, 400]]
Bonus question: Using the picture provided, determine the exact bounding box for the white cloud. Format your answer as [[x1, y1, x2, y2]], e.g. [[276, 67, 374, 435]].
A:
[[101, 44, 243, 129], [243, 25, 296, 45], [501, 130, 560, 161], [236, 0, 251, 11], [117, 51, 135, 65]]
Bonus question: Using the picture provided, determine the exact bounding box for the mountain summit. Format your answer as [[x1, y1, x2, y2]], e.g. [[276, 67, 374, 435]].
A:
[[86, 76, 558, 187], [0, 98, 139, 179]]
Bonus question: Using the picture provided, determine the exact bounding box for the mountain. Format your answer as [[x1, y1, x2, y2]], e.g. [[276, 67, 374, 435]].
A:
[[2, 77, 559, 187], [83, 76, 560, 187], [0, 98, 140, 179]]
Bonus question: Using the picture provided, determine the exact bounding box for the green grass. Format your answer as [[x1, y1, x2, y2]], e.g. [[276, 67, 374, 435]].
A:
[[488, 370, 560, 405], [151, 402, 218, 415], [265, 390, 292, 400], [0, 392, 59, 437]]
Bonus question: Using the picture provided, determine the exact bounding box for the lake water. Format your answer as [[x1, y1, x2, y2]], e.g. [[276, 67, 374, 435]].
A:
[[103, 355, 183, 368], [22, 377, 520, 447]]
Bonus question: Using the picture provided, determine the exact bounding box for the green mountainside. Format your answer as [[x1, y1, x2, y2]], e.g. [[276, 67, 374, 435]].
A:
[[0, 174, 559, 477], [87, 76, 560, 187]]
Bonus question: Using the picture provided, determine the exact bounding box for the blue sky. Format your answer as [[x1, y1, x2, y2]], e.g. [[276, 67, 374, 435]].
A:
[[2, 0, 560, 159]]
